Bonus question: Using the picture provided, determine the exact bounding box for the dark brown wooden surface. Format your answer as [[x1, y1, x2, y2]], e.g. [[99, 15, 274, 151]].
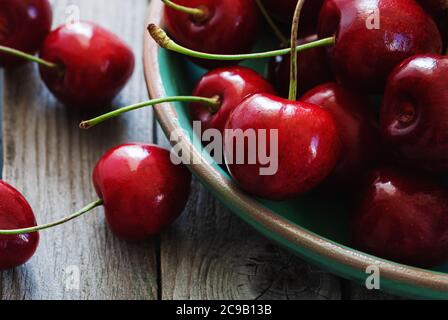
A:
[[0, 0, 397, 300]]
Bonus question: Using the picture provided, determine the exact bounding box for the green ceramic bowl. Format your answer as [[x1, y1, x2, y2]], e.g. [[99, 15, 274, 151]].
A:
[[144, 1, 448, 299]]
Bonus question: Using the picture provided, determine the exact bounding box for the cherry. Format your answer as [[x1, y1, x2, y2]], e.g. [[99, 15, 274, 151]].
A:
[[39, 21, 135, 109], [318, 0, 443, 93], [301, 83, 380, 190], [0, 144, 192, 243], [190, 66, 275, 134], [0, 181, 39, 270], [224, 93, 341, 201], [352, 167, 448, 268], [163, 0, 260, 69], [92, 144, 191, 241], [268, 34, 333, 98], [0, 0, 52, 68], [381, 54, 448, 174], [262, 0, 325, 35]]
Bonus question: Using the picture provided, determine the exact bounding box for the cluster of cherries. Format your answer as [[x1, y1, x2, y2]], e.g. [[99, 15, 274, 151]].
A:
[[0, 0, 447, 272]]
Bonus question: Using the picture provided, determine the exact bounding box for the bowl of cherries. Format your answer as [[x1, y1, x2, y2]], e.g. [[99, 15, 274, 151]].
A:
[[141, 0, 448, 299], [0, 0, 447, 300]]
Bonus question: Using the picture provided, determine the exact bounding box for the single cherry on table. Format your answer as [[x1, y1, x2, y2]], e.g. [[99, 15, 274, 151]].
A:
[[352, 167, 448, 268], [190, 66, 275, 134], [39, 21, 135, 109], [301, 82, 381, 191], [0, 181, 39, 270], [318, 0, 443, 93], [163, 0, 260, 69], [93, 144, 192, 241], [381, 54, 448, 174], [0, 0, 52, 68]]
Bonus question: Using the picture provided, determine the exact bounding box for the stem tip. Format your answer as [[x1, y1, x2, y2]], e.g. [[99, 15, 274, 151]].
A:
[[147, 24, 172, 49], [79, 121, 91, 130]]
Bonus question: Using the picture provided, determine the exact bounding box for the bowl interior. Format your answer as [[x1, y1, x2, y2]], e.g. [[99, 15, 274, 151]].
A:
[[158, 38, 448, 275]]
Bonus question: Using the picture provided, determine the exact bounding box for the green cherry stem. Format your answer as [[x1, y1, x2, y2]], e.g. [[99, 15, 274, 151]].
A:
[[80, 95, 220, 129], [288, 0, 305, 101], [148, 24, 335, 61], [0, 45, 59, 69], [255, 0, 289, 45], [161, 0, 207, 19], [0, 200, 103, 235]]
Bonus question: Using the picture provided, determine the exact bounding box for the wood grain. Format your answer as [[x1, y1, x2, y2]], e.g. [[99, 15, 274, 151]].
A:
[[0, 0, 157, 300], [157, 131, 343, 300]]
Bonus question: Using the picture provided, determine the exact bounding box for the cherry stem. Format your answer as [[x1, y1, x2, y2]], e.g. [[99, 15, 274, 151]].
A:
[[289, 0, 305, 101], [80, 95, 220, 129], [255, 0, 289, 45], [161, 0, 207, 19], [148, 24, 335, 61], [0, 200, 103, 235], [0, 45, 59, 69]]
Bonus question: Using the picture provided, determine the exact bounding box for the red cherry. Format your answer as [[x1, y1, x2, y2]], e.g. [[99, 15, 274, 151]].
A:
[[318, 0, 443, 93], [262, 0, 325, 35], [301, 83, 380, 190], [224, 93, 341, 201], [381, 54, 448, 174], [352, 167, 448, 267], [0, 181, 39, 270], [93, 144, 192, 241], [268, 34, 333, 98], [39, 21, 135, 109], [0, 0, 52, 68], [190, 66, 275, 134], [163, 0, 259, 69]]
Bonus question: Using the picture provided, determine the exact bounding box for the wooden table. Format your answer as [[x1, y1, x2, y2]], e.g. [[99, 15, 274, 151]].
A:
[[0, 0, 399, 300]]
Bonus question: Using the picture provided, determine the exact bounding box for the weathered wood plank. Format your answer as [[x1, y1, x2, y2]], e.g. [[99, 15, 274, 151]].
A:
[[156, 136, 342, 300], [0, 0, 157, 299]]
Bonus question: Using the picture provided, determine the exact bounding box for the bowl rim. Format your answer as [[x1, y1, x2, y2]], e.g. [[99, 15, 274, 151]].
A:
[[143, 0, 448, 294]]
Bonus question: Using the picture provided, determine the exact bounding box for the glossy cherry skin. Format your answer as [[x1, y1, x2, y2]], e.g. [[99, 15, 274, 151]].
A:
[[381, 54, 448, 174], [190, 66, 275, 134], [268, 35, 333, 98], [301, 83, 380, 190], [39, 21, 135, 109], [0, 181, 39, 270], [164, 0, 259, 69], [319, 0, 443, 93], [93, 144, 192, 241], [352, 167, 448, 267], [262, 0, 325, 35], [0, 0, 52, 68], [224, 93, 341, 201]]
